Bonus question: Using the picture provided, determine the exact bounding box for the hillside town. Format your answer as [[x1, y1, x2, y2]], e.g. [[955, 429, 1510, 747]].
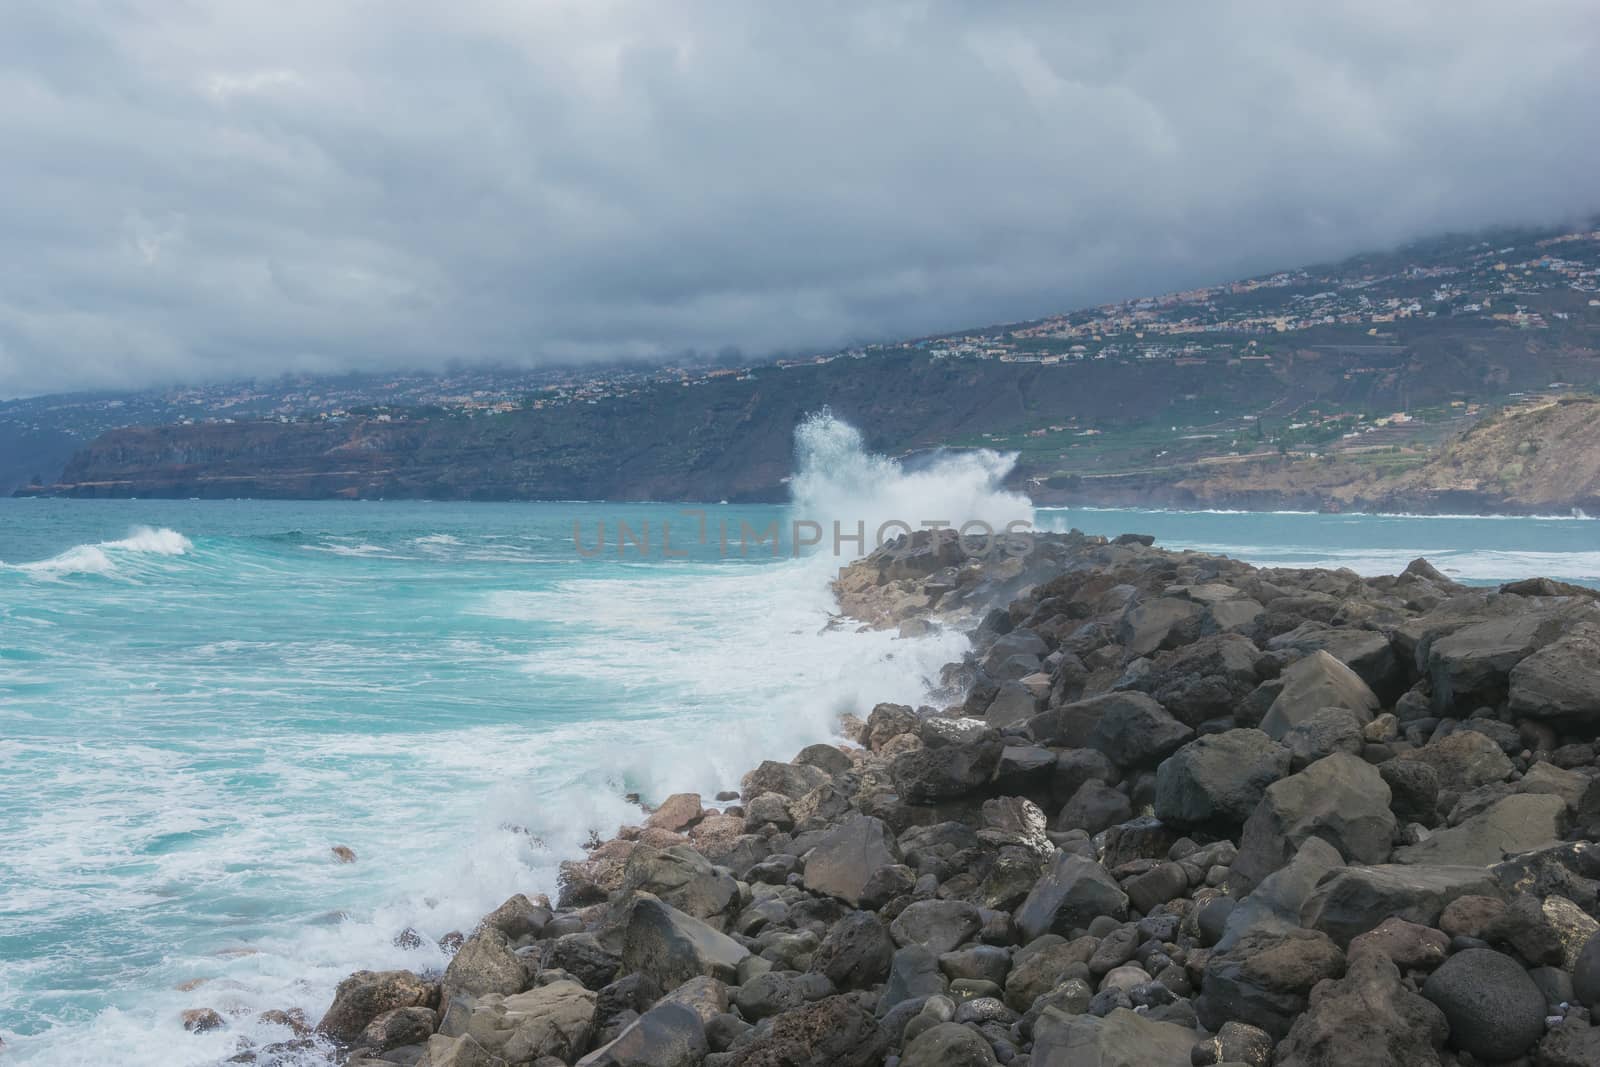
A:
[[3, 222, 1597, 464]]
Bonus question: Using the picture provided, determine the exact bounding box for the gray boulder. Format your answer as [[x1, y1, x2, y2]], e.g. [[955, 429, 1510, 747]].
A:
[[1154, 728, 1291, 827], [1216, 837, 1342, 952], [1280, 706, 1365, 770], [1509, 631, 1600, 723], [1119, 598, 1204, 658], [1260, 651, 1378, 740], [900, 1021, 999, 1067], [1428, 611, 1565, 711], [460, 980, 596, 1064], [1229, 753, 1395, 893], [619, 896, 749, 991], [620, 845, 737, 926], [878, 944, 946, 1017], [1574, 931, 1600, 1011], [1003, 934, 1097, 1011], [984, 681, 1040, 726], [1421, 947, 1547, 1062], [1394, 729, 1513, 795], [890, 900, 981, 955], [317, 969, 436, 1043], [1014, 853, 1129, 942], [723, 995, 887, 1067], [808, 910, 894, 990], [1027, 693, 1192, 767], [575, 1001, 706, 1067], [740, 759, 829, 800], [1273, 950, 1447, 1067], [1379, 759, 1440, 826], [1300, 864, 1502, 944], [891, 739, 1002, 803], [800, 814, 898, 907], [1031, 1005, 1199, 1067], [1393, 792, 1566, 866], [1195, 927, 1345, 1039], [1057, 779, 1132, 835], [442, 929, 527, 1004]]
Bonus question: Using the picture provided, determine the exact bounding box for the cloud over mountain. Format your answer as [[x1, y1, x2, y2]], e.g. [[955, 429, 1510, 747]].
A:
[[2, 1, 1597, 396]]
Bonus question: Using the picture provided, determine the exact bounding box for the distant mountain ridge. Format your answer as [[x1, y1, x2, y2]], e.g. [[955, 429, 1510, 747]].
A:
[[16, 219, 1600, 509]]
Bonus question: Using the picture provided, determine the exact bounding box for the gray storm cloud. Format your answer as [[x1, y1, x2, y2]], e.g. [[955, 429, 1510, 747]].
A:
[[1, 0, 1597, 397]]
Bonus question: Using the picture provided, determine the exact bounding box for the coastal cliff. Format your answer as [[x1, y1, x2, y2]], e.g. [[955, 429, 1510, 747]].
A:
[[205, 531, 1600, 1066]]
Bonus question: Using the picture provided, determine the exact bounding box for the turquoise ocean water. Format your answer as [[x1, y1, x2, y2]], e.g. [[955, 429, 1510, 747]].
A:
[[2, 426, 1598, 1065]]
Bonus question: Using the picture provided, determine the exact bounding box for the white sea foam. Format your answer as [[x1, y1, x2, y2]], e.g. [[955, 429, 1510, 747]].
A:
[[5, 526, 191, 579], [790, 410, 1034, 546]]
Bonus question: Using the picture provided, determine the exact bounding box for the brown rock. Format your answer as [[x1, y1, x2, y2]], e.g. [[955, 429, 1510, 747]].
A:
[[646, 793, 705, 833]]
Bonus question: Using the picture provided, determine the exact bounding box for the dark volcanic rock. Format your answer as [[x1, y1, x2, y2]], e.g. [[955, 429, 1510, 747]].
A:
[[1421, 947, 1548, 1061], [891, 739, 1002, 803], [1510, 630, 1600, 724], [1195, 928, 1346, 1039], [1027, 692, 1193, 768], [1153, 728, 1290, 828], [317, 969, 435, 1043], [807, 910, 894, 990], [1273, 950, 1447, 1067], [799, 815, 898, 907], [1014, 853, 1129, 942], [1229, 753, 1394, 893], [1300, 864, 1503, 944], [1259, 651, 1379, 740]]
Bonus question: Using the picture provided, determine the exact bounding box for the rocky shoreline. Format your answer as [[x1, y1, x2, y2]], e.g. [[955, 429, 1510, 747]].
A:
[[226, 530, 1600, 1066]]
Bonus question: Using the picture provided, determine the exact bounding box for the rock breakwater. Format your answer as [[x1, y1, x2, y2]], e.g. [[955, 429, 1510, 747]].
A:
[[219, 531, 1600, 1066]]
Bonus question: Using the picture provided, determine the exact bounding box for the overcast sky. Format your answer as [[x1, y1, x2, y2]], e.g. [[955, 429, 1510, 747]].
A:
[[2, 2, 1597, 397]]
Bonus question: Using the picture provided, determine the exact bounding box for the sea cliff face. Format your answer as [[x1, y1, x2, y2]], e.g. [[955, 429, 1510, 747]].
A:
[[203, 531, 1600, 1066]]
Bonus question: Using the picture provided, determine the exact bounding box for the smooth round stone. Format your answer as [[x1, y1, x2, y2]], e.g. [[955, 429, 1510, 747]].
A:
[[1574, 931, 1600, 1011], [1422, 947, 1547, 1061]]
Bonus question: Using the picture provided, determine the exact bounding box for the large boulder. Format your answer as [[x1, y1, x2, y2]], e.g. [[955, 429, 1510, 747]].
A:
[[442, 929, 527, 1004], [1014, 853, 1129, 942], [1300, 864, 1503, 944], [1032, 1005, 1199, 1067], [1215, 837, 1342, 952], [741, 760, 829, 801], [1509, 630, 1600, 723], [808, 910, 894, 990], [420, 1033, 510, 1067], [889, 899, 981, 955], [1153, 728, 1290, 827], [1573, 931, 1600, 1011], [1229, 753, 1395, 893], [1393, 793, 1566, 866], [901, 1021, 1000, 1067], [460, 980, 597, 1064], [1195, 928, 1346, 1039], [1421, 947, 1548, 1062], [317, 969, 435, 1043], [1003, 934, 1097, 1011], [1394, 730, 1513, 796], [1029, 692, 1192, 769], [1273, 950, 1447, 1067], [1119, 598, 1204, 658], [1428, 611, 1566, 711], [1124, 632, 1262, 726], [1260, 651, 1378, 740], [891, 739, 1003, 803], [800, 814, 898, 907], [620, 845, 737, 926], [724, 995, 888, 1067], [1280, 628, 1404, 702], [619, 896, 749, 991], [575, 1001, 706, 1067]]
